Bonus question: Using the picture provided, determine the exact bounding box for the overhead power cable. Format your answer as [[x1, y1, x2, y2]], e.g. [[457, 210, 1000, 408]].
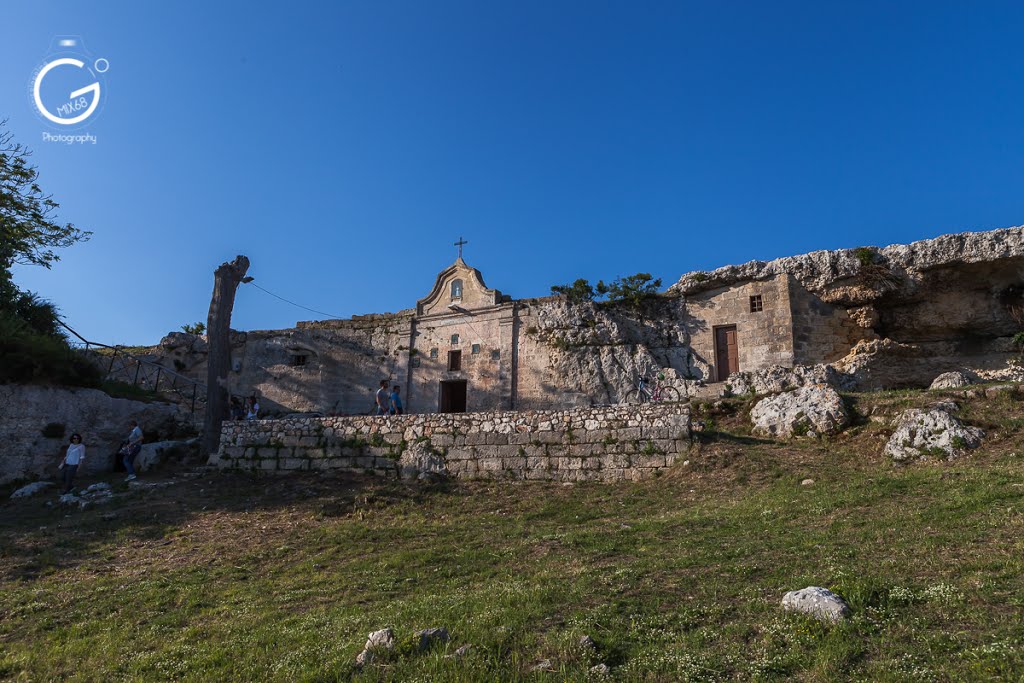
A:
[[246, 282, 345, 320]]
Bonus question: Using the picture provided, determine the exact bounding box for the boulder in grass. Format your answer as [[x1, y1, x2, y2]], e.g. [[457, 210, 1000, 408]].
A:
[[750, 385, 849, 438], [11, 481, 53, 499], [929, 371, 972, 390], [884, 407, 983, 462], [415, 627, 450, 651], [781, 586, 851, 623]]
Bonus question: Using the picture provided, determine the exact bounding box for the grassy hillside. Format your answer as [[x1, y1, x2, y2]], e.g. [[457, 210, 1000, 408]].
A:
[[2, 388, 1024, 681]]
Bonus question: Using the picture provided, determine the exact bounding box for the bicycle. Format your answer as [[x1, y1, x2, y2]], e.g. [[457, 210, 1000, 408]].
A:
[[629, 372, 680, 403]]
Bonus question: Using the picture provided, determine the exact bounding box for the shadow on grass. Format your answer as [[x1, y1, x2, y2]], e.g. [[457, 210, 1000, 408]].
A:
[[0, 468, 462, 582]]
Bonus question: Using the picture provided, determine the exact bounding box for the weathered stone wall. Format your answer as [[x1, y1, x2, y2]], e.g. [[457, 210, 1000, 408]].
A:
[[406, 304, 517, 414], [685, 274, 794, 380], [0, 385, 184, 484], [214, 402, 691, 482], [788, 277, 877, 365]]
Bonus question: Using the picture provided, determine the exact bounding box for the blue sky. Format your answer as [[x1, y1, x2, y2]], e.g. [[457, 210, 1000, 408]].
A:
[[4, 1, 1024, 344]]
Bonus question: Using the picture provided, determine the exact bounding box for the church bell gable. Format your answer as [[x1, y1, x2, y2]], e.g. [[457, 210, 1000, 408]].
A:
[[416, 257, 503, 317]]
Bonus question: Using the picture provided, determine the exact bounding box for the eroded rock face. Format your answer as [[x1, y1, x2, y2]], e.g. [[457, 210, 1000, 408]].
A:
[[0, 385, 185, 485], [726, 364, 850, 396], [884, 407, 983, 461], [929, 371, 973, 390], [781, 587, 851, 623], [398, 441, 448, 481], [750, 386, 849, 438]]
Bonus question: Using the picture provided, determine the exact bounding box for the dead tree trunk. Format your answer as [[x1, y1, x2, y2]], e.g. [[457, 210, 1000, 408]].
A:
[[201, 255, 251, 457]]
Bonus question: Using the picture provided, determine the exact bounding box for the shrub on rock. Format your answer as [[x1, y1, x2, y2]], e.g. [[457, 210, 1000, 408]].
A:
[[750, 385, 849, 438]]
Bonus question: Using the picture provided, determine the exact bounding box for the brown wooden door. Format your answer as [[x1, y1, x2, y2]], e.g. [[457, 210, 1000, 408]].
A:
[[714, 326, 739, 381], [439, 380, 467, 413]]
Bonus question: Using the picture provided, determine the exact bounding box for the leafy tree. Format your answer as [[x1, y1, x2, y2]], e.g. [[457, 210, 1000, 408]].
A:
[[550, 278, 596, 304], [181, 321, 207, 335], [0, 120, 91, 306], [600, 273, 663, 309], [0, 121, 99, 386]]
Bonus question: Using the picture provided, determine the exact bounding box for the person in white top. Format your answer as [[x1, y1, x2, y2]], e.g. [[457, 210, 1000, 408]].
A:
[[61, 433, 85, 494], [123, 421, 143, 481]]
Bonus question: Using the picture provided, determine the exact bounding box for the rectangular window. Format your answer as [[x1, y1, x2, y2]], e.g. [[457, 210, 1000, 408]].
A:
[[750, 295, 763, 313], [471, 343, 481, 354], [491, 349, 501, 360], [429, 348, 438, 359], [290, 355, 307, 367], [448, 350, 462, 371]]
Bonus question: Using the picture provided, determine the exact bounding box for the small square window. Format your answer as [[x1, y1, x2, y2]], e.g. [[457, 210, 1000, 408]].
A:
[[750, 295, 764, 313], [450, 334, 460, 345], [290, 354, 307, 367], [491, 349, 501, 360], [471, 343, 481, 354], [429, 348, 438, 359], [448, 350, 462, 371]]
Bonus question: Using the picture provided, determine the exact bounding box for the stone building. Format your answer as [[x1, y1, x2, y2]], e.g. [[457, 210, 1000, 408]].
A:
[[152, 226, 1024, 414]]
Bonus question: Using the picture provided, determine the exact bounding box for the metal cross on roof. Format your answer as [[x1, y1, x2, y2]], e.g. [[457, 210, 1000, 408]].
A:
[[454, 236, 468, 259]]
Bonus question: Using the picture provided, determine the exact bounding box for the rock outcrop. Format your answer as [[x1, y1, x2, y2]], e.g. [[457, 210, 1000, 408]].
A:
[[0, 385, 186, 484], [750, 385, 849, 438], [726, 364, 849, 396], [884, 405, 984, 461], [929, 371, 973, 390]]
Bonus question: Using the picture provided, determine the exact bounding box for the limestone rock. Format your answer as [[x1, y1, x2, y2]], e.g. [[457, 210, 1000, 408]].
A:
[[781, 586, 851, 623], [0, 384, 184, 485], [136, 439, 199, 473], [884, 408, 983, 461], [531, 659, 554, 672], [750, 386, 849, 438], [364, 628, 396, 652], [578, 635, 597, 650], [832, 339, 927, 391], [589, 663, 611, 676], [415, 627, 450, 651], [398, 441, 447, 481], [929, 371, 972, 390], [11, 481, 53, 499], [800, 478, 815, 486], [727, 364, 849, 396], [354, 649, 373, 667]]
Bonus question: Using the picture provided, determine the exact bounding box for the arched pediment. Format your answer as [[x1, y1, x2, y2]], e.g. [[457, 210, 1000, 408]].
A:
[[417, 257, 503, 316]]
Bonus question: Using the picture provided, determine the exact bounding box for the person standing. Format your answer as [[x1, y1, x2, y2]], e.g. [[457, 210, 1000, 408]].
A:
[[123, 420, 143, 481], [390, 385, 404, 415], [61, 433, 85, 494], [375, 380, 390, 416]]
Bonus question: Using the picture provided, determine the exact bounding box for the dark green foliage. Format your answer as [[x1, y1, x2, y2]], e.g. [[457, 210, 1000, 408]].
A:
[[0, 121, 91, 298], [0, 312, 102, 386], [1013, 331, 1024, 350], [180, 322, 206, 335], [599, 272, 663, 310], [691, 272, 708, 282], [550, 278, 596, 304], [0, 122, 96, 387], [853, 247, 876, 267]]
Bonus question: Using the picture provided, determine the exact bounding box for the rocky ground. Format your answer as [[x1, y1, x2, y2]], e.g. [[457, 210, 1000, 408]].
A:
[[2, 384, 1024, 681]]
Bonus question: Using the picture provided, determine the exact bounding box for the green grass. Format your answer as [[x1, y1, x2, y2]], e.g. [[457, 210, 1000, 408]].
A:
[[2, 390, 1024, 681]]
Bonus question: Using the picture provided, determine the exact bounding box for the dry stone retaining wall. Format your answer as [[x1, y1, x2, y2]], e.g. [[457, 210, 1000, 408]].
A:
[[214, 403, 691, 482]]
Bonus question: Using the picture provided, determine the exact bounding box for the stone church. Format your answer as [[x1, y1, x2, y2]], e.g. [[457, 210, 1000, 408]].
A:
[[154, 226, 1024, 415]]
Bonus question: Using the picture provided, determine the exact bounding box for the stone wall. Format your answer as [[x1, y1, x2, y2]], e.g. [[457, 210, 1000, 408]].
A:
[[685, 274, 795, 380], [0, 385, 185, 484], [214, 402, 691, 482]]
